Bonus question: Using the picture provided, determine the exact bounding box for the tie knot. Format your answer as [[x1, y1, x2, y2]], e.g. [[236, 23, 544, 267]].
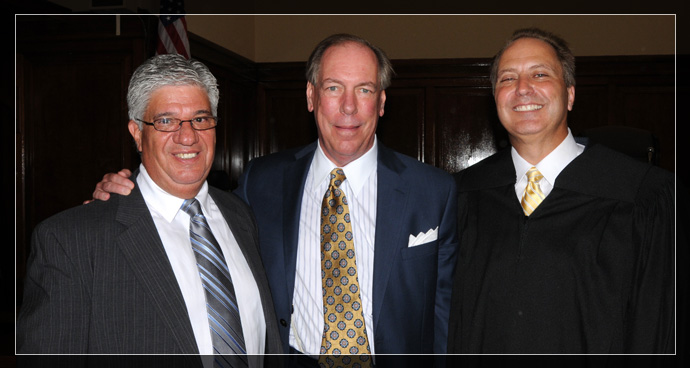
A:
[[526, 167, 543, 183], [180, 198, 202, 217], [329, 168, 346, 188]]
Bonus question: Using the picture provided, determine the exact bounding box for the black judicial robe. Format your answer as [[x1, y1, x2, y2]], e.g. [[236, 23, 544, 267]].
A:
[[448, 144, 676, 354]]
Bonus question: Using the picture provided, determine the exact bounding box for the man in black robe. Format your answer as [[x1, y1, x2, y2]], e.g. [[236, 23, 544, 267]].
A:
[[447, 28, 678, 354]]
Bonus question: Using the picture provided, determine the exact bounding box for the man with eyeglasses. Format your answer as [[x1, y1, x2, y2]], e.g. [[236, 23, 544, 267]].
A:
[[17, 54, 283, 366]]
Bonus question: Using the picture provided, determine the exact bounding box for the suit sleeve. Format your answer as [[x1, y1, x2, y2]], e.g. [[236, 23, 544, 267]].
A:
[[433, 177, 459, 354], [233, 158, 256, 205], [17, 221, 91, 353]]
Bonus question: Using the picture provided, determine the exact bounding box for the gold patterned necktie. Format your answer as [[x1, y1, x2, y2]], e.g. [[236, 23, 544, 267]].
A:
[[521, 167, 545, 216], [319, 168, 372, 368]]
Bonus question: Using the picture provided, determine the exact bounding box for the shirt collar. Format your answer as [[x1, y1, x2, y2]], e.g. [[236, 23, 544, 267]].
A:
[[511, 128, 584, 184], [310, 136, 378, 197], [136, 164, 210, 223]]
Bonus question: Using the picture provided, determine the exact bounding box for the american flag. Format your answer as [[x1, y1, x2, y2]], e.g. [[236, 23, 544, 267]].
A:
[[156, 0, 190, 59]]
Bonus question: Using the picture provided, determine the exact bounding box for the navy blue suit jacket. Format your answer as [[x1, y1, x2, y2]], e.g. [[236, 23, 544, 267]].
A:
[[235, 142, 458, 355]]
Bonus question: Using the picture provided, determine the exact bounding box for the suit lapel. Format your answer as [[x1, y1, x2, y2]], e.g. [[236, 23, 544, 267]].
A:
[[209, 188, 253, 259], [281, 144, 317, 302], [372, 145, 409, 329], [114, 184, 199, 355]]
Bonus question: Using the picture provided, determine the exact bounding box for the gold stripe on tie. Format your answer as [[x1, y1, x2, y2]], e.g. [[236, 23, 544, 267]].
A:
[[521, 167, 546, 216], [319, 168, 372, 368]]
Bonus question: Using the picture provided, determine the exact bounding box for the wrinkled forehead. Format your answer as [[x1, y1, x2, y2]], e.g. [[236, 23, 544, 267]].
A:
[[499, 38, 561, 72], [318, 42, 379, 82], [145, 85, 212, 115]]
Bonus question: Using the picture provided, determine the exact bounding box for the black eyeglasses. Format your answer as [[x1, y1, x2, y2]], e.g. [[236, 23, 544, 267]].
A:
[[136, 116, 218, 132]]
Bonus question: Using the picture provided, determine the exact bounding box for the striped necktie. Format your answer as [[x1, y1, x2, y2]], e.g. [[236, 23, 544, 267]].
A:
[[319, 168, 372, 368], [521, 167, 545, 216], [181, 199, 248, 368]]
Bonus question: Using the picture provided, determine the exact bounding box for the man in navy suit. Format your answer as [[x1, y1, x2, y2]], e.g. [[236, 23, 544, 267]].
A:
[[92, 34, 458, 367]]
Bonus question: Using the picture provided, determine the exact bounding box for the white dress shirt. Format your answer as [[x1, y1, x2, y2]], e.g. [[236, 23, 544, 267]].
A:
[[136, 165, 265, 367], [511, 128, 585, 201], [289, 137, 379, 357]]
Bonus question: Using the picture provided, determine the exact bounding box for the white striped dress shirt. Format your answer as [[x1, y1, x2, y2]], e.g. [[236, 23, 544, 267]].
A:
[[136, 164, 265, 367], [289, 138, 379, 357]]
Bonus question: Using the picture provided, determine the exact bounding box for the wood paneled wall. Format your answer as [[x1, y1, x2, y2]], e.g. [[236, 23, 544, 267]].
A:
[[15, 16, 681, 310], [15, 15, 155, 302], [255, 56, 678, 175]]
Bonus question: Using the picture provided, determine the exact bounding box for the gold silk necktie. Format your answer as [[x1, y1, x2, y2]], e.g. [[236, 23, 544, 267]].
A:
[[319, 168, 372, 368], [521, 167, 546, 216]]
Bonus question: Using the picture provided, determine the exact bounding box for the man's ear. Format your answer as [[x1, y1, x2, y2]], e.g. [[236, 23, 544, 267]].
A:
[[306, 81, 315, 112], [567, 85, 575, 111], [379, 90, 387, 117], [128, 120, 143, 152]]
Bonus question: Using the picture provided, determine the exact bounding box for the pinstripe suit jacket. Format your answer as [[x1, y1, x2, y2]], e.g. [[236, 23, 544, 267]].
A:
[[17, 176, 283, 362]]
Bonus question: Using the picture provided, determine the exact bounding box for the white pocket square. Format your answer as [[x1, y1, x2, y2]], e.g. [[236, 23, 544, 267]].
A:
[[408, 227, 439, 247]]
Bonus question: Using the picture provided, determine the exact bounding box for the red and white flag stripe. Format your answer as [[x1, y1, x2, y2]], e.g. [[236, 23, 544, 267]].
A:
[[156, 0, 190, 59]]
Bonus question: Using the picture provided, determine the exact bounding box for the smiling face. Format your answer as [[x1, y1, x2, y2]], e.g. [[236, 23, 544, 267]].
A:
[[306, 41, 386, 167], [494, 37, 575, 152], [128, 85, 215, 199]]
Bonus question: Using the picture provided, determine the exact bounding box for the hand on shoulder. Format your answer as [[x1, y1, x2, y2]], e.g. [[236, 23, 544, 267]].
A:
[[84, 169, 135, 204]]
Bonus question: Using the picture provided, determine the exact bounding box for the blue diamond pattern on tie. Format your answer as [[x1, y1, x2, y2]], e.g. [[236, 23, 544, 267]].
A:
[[318, 168, 372, 368], [181, 199, 248, 368]]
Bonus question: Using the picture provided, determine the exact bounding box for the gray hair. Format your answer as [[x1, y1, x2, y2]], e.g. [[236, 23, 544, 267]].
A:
[[127, 54, 219, 129], [490, 27, 576, 94], [306, 33, 395, 90]]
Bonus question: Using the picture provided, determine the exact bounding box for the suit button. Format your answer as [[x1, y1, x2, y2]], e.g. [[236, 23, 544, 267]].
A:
[[280, 319, 288, 327]]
